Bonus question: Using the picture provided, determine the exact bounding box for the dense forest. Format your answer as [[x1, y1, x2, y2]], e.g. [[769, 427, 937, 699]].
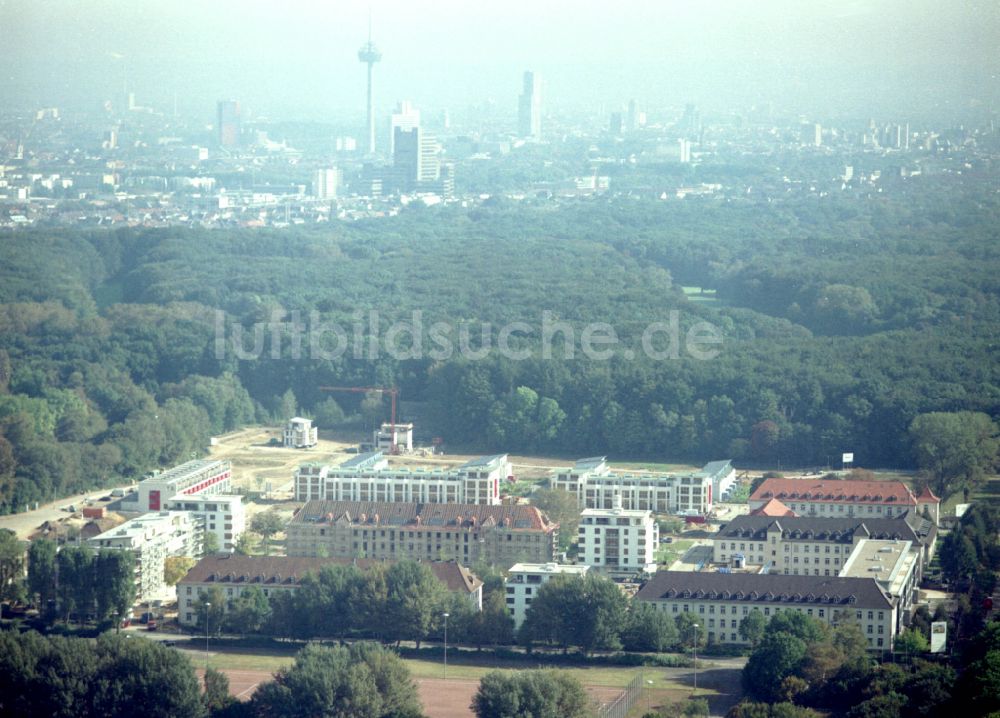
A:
[[1, 182, 998, 510]]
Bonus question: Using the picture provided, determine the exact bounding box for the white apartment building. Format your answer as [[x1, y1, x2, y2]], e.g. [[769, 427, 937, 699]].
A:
[[505, 562, 590, 627], [164, 494, 245, 552], [552, 457, 723, 515], [635, 571, 898, 651], [295, 452, 506, 505], [749, 478, 941, 525], [578, 496, 657, 575], [135, 459, 232, 512], [374, 422, 414, 454], [87, 511, 201, 604], [283, 417, 318, 448]]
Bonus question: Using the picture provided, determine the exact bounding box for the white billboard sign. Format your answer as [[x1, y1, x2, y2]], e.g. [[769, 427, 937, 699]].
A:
[[930, 621, 947, 653], [842, 452, 854, 464]]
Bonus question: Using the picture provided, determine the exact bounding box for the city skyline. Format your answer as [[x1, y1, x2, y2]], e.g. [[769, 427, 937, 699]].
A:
[[2, 1, 998, 123]]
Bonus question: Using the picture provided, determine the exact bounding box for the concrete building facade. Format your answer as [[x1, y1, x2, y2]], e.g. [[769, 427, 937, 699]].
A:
[[283, 417, 318, 448], [163, 494, 245, 553], [135, 459, 232, 512], [295, 453, 506, 506], [578, 496, 657, 575], [504, 562, 590, 627], [635, 571, 897, 651], [286, 499, 557, 569]]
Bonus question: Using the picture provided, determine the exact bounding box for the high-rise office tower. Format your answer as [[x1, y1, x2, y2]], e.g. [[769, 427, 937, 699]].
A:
[[393, 126, 441, 190], [518, 71, 541, 140], [626, 99, 638, 131], [358, 17, 382, 155], [678, 139, 692, 164], [313, 168, 341, 200], [217, 100, 241, 148], [389, 100, 421, 155]]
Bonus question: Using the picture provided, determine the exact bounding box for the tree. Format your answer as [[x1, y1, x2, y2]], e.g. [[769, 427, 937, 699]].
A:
[[472, 670, 591, 718], [767, 612, 828, 645], [250, 511, 285, 556], [56, 545, 94, 623], [202, 531, 220, 555], [383, 560, 448, 647], [225, 586, 270, 635], [742, 632, 808, 703], [468, 589, 515, 649], [234, 533, 254, 556], [93, 549, 136, 623], [909, 411, 999, 497], [194, 587, 226, 636], [739, 609, 766, 648], [0, 528, 24, 604], [27, 538, 56, 614], [622, 602, 678, 652], [203, 667, 235, 715], [531, 488, 581, 553], [675, 612, 706, 650], [520, 574, 627, 654], [313, 398, 346, 428], [250, 642, 425, 718], [165, 556, 198, 586], [895, 627, 929, 658]]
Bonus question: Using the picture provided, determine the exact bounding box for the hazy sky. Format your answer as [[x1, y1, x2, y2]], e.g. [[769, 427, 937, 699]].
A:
[[3, 0, 998, 123]]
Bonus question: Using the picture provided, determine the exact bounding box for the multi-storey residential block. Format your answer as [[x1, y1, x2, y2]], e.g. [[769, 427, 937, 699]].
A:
[[577, 496, 657, 575], [87, 511, 201, 604], [164, 494, 245, 552], [712, 513, 937, 575], [504, 562, 590, 627], [635, 571, 897, 651], [295, 453, 507, 506], [177, 555, 482, 627], [551, 457, 729, 515], [285, 499, 557, 569], [134, 459, 232, 512], [749, 478, 940, 525], [283, 417, 318, 448]]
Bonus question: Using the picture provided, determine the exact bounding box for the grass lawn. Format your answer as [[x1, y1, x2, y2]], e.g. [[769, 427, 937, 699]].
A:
[[656, 539, 695, 566]]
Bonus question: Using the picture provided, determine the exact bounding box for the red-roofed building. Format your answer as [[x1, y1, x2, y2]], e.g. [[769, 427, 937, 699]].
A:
[[749, 478, 939, 524], [750, 498, 797, 517]]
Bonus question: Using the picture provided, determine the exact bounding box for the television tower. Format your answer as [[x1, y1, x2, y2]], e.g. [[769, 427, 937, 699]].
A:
[[357, 12, 382, 155]]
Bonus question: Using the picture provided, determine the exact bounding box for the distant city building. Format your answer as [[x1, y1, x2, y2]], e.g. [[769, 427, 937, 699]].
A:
[[518, 71, 542, 140], [87, 511, 201, 604], [286, 499, 558, 568], [505, 562, 590, 626], [389, 100, 421, 155], [749, 479, 940, 525], [216, 100, 241, 148], [177, 555, 483, 627], [295, 452, 508, 505], [609, 112, 624, 135], [551, 457, 732, 515], [163, 494, 245, 553], [393, 126, 441, 190], [135, 459, 232, 512], [577, 494, 657, 575], [626, 99, 638, 131], [635, 571, 898, 651], [284, 417, 319, 448], [312, 169, 340, 200], [678, 139, 692, 163]]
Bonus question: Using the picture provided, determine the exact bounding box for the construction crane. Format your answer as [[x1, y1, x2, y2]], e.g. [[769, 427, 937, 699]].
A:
[[319, 385, 400, 454]]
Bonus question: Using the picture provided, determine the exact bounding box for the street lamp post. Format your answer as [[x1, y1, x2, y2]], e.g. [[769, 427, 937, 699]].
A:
[[204, 602, 212, 673], [443, 612, 450, 679], [692, 623, 699, 695]]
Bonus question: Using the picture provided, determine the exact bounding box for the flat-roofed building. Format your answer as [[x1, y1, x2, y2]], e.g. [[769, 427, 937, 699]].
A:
[[374, 422, 414, 453], [749, 478, 940, 525], [712, 513, 936, 575], [295, 453, 506, 505], [286, 499, 557, 569], [164, 494, 245, 552], [177, 555, 482, 627], [578, 495, 657, 575], [87, 511, 201, 604], [552, 457, 722, 515], [840, 539, 920, 630], [635, 571, 897, 651], [283, 417, 318, 448], [135, 459, 232, 512], [505, 562, 590, 627]]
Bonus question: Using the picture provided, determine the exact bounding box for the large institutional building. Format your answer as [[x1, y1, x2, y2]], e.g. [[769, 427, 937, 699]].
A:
[[749, 478, 940, 524], [295, 453, 509, 506], [635, 571, 897, 651], [177, 555, 483, 627], [285, 499, 557, 568], [551, 458, 734, 515]]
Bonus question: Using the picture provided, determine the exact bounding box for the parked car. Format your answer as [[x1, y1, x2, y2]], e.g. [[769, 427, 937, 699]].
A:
[[146, 621, 158, 631]]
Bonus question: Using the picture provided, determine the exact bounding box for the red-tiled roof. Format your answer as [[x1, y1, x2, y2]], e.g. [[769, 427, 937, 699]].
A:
[[750, 498, 797, 517], [292, 500, 556, 533], [916, 485, 940, 503], [750, 478, 922, 506], [178, 555, 482, 595]]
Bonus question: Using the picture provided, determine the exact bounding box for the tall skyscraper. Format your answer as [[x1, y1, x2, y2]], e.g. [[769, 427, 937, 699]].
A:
[[216, 100, 241, 148], [393, 126, 441, 191], [358, 16, 382, 155], [518, 71, 541, 140], [389, 100, 421, 155], [313, 168, 341, 200]]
